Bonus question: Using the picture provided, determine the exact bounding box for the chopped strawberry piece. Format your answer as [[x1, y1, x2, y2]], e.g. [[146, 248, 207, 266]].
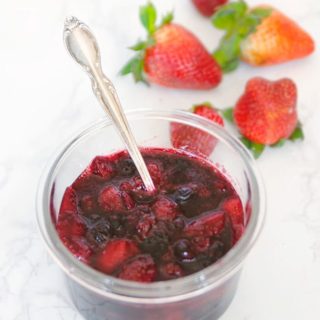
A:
[[90, 156, 114, 179], [61, 236, 92, 263], [184, 211, 225, 238], [221, 197, 244, 225], [152, 197, 179, 221], [118, 255, 157, 282], [159, 262, 184, 279], [56, 212, 86, 238], [59, 187, 77, 214], [94, 239, 140, 274], [98, 186, 125, 212], [136, 215, 156, 240], [192, 0, 228, 17]]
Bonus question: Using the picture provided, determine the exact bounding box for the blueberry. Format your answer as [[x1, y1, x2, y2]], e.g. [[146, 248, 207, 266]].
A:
[[174, 239, 194, 260], [118, 159, 136, 177], [176, 187, 193, 203]]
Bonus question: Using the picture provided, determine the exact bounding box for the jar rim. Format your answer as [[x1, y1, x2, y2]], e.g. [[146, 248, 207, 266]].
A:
[[36, 109, 266, 304]]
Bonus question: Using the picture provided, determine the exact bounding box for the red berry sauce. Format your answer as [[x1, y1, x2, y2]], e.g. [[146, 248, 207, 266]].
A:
[[56, 148, 244, 282]]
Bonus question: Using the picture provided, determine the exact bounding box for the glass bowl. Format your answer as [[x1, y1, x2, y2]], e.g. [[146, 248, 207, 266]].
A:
[[36, 109, 265, 320]]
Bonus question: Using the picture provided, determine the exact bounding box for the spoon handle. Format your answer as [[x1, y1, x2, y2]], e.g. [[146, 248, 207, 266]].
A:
[[63, 17, 155, 192]]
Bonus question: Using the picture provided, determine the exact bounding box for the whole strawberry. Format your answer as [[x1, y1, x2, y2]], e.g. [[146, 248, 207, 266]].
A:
[[170, 103, 224, 157], [224, 77, 304, 158], [192, 0, 228, 17], [121, 2, 222, 89], [211, 1, 314, 72]]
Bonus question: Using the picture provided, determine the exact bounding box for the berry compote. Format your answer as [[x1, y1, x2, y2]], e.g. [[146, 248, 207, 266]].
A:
[[56, 148, 244, 282]]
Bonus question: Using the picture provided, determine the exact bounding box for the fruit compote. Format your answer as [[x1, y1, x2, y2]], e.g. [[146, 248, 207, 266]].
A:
[[56, 148, 244, 282]]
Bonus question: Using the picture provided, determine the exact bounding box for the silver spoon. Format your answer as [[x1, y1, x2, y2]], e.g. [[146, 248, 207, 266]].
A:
[[63, 16, 155, 192]]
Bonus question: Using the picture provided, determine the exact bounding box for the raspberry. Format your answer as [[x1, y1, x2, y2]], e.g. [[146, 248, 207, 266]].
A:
[[94, 239, 140, 274], [152, 197, 178, 221], [121, 191, 135, 210], [98, 186, 124, 212], [118, 255, 157, 282]]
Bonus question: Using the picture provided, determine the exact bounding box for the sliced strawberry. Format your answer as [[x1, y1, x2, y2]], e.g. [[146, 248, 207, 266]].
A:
[[159, 262, 184, 280], [118, 254, 157, 282], [121, 3, 222, 89], [170, 103, 224, 157], [90, 156, 114, 179], [94, 239, 140, 274], [59, 187, 77, 214], [56, 212, 86, 238], [221, 197, 243, 225], [61, 236, 92, 263], [192, 0, 228, 17], [184, 210, 226, 238], [152, 196, 179, 221], [98, 185, 125, 212]]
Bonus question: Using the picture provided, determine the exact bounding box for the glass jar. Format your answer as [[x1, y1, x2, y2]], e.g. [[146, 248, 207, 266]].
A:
[[36, 109, 265, 320]]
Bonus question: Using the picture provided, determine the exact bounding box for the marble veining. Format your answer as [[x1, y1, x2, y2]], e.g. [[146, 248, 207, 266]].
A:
[[0, 0, 320, 319]]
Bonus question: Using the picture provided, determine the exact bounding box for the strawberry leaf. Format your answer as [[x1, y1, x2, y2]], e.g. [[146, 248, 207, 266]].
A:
[[120, 55, 147, 84], [240, 137, 265, 158], [160, 11, 174, 26], [271, 139, 286, 148], [222, 107, 234, 122], [289, 122, 304, 141], [213, 33, 242, 72], [140, 2, 157, 35], [212, 1, 248, 31], [211, 1, 272, 73], [129, 41, 147, 51]]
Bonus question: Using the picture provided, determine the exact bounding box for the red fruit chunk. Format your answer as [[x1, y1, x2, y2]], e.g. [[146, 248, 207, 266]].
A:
[[192, 0, 228, 17], [56, 212, 86, 238], [94, 239, 140, 274], [121, 192, 135, 210], [221, 197, 243, 225], [59, 187, 77, 214], [90, 156, 114, 179], [79, 194, 96, 213], [98, 186, 125, 212], [118, 255, 157, 282], [136, 215, 156, 240], [160, 262, 184, 280], [184, 210, 225, 238], [147, 163, 162, 185], [152, 197, 179, 221], [61, 236, 92, 263]]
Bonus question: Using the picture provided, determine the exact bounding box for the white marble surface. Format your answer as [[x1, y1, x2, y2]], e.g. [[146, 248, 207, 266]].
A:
[[1, 0, 320, 319]]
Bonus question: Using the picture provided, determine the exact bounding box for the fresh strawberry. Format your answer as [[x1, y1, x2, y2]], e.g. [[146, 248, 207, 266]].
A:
[[192, 0, 228, 17], [170, 103, 224, 157], [227, 77, 304, 157], [211, 1, 314, 72], [118, 254, 157, 282], [94, 239, 140, 274], [121, 2, 222, 89]]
